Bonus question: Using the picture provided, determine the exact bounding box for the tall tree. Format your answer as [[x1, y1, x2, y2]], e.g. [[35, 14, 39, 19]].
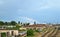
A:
[[4, 22, 8, 25], [18, 21, 20, 24], [10, 21, 17, 25], [34, 21, 36, 25]]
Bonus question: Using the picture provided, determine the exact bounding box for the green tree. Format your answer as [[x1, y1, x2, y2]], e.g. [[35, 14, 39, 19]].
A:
[[26, 23, 30, 25], [34, 21, 36, 25], [18, 21, 20, 24], [23, 23, 30, 26], [10, 21, 17, 25], [0, 21, 4, 25], [4, 22, 8, 25], [21, 22, 22, 24], [27, 29, 34, 36], [15, 24, 21, 30]]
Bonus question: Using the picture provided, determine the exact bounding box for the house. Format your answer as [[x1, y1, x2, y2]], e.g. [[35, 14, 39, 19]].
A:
[[0, 30, 18, 37], [18, 31, 27, 37], [23, 24, 47, 30]]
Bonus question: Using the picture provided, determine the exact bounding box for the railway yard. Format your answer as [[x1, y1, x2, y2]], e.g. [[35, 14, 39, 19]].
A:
[[41, 26, 60, 37]]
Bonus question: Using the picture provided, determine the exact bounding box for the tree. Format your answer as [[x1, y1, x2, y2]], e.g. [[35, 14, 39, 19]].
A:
[[23, 23, 26, 26], [34, 21, 36, 25], [4, 22, 8, 25], [16, 24, 20, 30], [10, 21, 17, 25], [27, 29, 34, 36], [21, 22, 22, 24], [26, 23, 30, 25], [23, 23, 30, 26], [0, 21, 4, 25], [1, 33, 6, 37], [18, 21, 20, 24]]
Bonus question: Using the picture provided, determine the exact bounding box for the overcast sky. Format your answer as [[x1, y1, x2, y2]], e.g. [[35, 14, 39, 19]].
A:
[[0, 0, 60, 24]]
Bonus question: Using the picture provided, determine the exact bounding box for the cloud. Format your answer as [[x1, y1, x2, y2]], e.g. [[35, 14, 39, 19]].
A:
[[0, 0, 60, 24], [17, 0, 58, 12], [40, 6, 49, 9], [37, 0, 60, 10], [40, 0, 60, 10], [16, 16, 40, 24], [46, 0, 60, 7]]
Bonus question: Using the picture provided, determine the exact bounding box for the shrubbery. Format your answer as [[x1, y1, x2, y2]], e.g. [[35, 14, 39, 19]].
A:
[[1, 33, 6, 37], [27, 29, 34, 36], [35, 30, 40, 32]]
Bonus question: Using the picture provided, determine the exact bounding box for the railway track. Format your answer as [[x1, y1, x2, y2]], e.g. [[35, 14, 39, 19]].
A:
[[41, 26, 60, 37], [41, 27, 54, 37], [41, 27, 58, 37], [55, 30, 60, 37]]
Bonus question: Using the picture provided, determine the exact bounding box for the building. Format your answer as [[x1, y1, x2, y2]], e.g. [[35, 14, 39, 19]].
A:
[[18, 31, 27, 37], [23, 24, 47, 30], [0, 30, 18, 37]]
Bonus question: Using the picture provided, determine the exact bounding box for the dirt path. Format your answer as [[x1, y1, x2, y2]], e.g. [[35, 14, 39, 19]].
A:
[[34, 32, 42, 37], [55, 30, 60, 37]]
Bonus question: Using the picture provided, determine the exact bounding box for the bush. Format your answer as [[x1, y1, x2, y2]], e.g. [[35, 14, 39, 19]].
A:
[[35, 30, 40, 32], [1, 33, 6, 37], [10, 21, 17, 25], [27, 29, 34, 36]]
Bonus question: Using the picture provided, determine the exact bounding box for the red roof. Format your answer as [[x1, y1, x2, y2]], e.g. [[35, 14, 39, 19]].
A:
[[24, 24, 46, 27]]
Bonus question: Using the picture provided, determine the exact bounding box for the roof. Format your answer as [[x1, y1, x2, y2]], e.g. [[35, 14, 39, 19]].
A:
[[19, 31, 27, 36], [24, 24, 46, 27]]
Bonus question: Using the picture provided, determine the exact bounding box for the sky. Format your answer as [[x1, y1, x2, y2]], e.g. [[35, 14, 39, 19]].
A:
[[0, 0, 60, 24]]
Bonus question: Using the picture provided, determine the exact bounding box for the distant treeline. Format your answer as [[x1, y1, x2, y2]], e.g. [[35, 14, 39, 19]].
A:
[[0, 21, 18, 25], [0, 21, 30, 26]]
